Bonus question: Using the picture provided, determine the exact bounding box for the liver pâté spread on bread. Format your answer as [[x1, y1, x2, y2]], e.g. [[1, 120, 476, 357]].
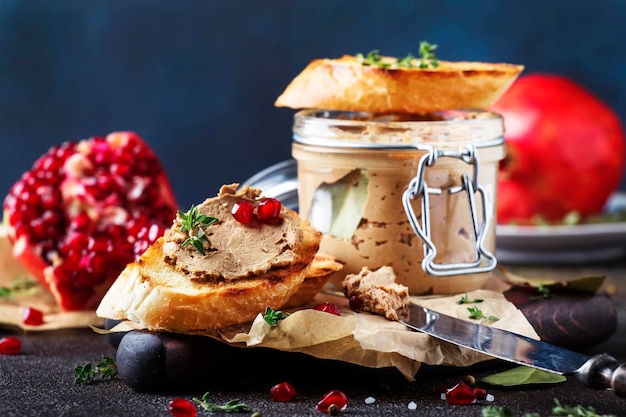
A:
[[96, 183, 323, 332], [342, 266, 409, 321], [162, 184, 308, 282]]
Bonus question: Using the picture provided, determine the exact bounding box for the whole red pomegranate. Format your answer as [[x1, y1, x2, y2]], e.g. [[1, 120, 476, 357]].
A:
[[3, 132, 177, 311], [491, 74, 626, 224]]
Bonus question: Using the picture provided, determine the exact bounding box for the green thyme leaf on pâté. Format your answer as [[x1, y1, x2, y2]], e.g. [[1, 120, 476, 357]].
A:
[[178, 204, 218, 255], [263, 306, 290, 326]]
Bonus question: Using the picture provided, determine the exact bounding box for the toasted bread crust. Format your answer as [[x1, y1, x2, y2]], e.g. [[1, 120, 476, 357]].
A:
[[283, 252, 343, 308], [275, 55, 523, 113]]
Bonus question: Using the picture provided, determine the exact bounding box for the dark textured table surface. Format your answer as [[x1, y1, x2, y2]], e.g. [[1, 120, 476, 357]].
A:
[[2, 260, 626, 417]]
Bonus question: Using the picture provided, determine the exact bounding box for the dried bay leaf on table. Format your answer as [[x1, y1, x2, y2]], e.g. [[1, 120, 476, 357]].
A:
[[481, 365, 567, 387]]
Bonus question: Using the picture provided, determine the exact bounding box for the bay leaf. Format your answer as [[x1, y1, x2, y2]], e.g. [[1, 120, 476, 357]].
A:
[[308, 169, 369, 239], [498, 266, 605, 294], [481, 366, 567, 387]]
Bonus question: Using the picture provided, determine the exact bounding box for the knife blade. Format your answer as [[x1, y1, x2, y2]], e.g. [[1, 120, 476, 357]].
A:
[[401, 303, 626, 397]]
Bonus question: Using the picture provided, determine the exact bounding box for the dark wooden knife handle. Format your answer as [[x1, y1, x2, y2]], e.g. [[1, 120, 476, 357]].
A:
[[576, 353, 626, 397]]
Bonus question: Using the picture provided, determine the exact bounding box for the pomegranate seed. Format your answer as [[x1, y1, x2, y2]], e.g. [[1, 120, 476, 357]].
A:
[[270, 381, 297, 402], [348, 295, 363, 310], [168, 397, 197, 417], [473, 387, 488, 401], [314, 302, 341, 316], [0, 336, 22, 355], [22, 307, 44, 326], [257, 198, 282, 222], [231, 200, 254, 224], [445, 381, 476, 405], [316, 389, 348, 414]]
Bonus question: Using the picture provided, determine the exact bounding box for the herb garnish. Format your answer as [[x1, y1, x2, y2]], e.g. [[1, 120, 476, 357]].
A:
[[356, 41, 440, 69], [530, 284, 552, 301], [551, 398, 615, 417], [467, 305, 499, 322], [481, 398, 616, 417], [481, 405, 515, 417], [456, 291, 484, 305], [0, 278, 38, 299], [193, 392, 251, 413], [178, 205, 218, 255], [263, 306, 290, 326], [418, 41, 439, 68], [74, 356, 118, 384]]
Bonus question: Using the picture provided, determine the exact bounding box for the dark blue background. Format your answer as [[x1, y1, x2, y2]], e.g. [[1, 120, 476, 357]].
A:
[[1, 0, 625, 208]]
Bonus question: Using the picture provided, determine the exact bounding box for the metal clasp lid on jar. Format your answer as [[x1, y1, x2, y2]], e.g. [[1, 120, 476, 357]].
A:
[[402, 144, 497, 276]]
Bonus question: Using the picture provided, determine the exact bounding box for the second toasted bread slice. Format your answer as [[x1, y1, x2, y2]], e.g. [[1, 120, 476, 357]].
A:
[[275, 55, 523, 114]]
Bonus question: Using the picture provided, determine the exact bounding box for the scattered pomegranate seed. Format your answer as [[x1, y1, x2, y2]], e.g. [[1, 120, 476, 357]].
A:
[[445, 381, 476, 405], [168, 397, 197, 417], [231, 200, 255, 224], [316, 389, 348, 414], [270, 381, 297, 402], [0, 336, 22, 355], [257, 198, 282, 222], [473, 387, 488, 401], [22, 306, 44, 326], [314, 302, 341, 316], [348, 295, 363, 310]]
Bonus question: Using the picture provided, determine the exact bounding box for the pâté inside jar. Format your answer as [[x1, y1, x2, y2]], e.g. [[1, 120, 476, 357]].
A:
[[292, 110, 505, 295]]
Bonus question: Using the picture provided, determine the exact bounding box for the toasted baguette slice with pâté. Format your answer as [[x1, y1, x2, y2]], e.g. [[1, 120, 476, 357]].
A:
[[275, 54, 523, 114], [96, 184, 322, 332]]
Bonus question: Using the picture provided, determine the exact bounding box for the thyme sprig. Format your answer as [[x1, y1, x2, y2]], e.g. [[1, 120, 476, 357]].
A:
[[0, 277, 38, 299], [178, 205, 218, 255], [530, 284, 552, 301], [418, 41, 439, 68], [356, 41, 440, 69], [193, 392, 251, 413], [74, 356, 118, 384], [263, 306, 290, 326], [467, 305, 499, 322], [456, 291, 484, 305], [481, 398, 616, 417]]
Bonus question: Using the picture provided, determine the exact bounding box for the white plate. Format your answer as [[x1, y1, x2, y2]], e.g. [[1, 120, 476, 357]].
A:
[[496, 193, 626, 264]]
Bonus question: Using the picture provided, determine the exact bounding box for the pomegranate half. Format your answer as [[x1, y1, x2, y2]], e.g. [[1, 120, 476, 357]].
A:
[[3, 132, 177, 311]]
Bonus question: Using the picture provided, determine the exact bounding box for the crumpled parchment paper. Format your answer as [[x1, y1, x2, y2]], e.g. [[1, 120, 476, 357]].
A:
[[216, 290, 538, 380]]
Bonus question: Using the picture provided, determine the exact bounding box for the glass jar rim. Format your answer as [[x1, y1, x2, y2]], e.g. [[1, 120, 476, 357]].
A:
[[293, 109, 504, 149]]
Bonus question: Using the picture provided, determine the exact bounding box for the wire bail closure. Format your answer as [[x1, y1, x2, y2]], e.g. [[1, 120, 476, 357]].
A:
[[402, 144, 497, 277]]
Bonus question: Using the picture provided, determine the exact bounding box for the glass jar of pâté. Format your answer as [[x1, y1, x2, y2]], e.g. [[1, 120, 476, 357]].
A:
[[292, 109, 505, 295]]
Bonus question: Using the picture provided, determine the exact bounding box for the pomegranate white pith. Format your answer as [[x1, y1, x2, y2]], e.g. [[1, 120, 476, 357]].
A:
[[3, 132, 177, 311]]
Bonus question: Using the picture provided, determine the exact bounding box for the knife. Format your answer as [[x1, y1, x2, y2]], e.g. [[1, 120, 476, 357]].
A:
[[401, 303, 626, 397]]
